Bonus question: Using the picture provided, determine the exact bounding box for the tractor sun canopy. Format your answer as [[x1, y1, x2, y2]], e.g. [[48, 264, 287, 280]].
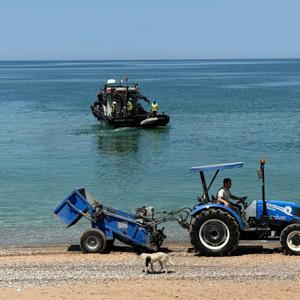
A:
[[190, 162, 244, 202], [190, 162, 243, 172]]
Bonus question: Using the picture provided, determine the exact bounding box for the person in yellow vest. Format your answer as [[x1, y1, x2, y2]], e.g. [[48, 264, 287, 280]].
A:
[[151, 100, 158, 116], [127, 99, 134, 115]]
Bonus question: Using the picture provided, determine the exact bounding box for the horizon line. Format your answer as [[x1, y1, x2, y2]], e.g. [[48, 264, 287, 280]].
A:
[[0, 57, 300, 62]]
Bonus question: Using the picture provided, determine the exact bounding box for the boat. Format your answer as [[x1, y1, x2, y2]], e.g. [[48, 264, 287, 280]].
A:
[[91, 79, 170, 128]]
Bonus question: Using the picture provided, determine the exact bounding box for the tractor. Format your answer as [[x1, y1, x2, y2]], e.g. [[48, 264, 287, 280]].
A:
[[189, 159, 300, 255]]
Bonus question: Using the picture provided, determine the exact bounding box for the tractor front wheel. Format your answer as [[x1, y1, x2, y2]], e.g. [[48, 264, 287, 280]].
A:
[[280, 224, 300, 255], [190, 209, 240, 256], [80, 229, 107, 253]]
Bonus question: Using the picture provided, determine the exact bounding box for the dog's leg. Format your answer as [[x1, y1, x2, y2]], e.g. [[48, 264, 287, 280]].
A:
[[167, 258, 175, 272], [159, 261, 164, 272], [150, 263, 154, 272], [144, 256, 152, 273]]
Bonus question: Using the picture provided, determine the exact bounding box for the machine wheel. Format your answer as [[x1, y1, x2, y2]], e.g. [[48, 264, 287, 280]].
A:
[[280, 224, 300, 255], [80, 229, 107, 253], [190, 209, 240, 256]]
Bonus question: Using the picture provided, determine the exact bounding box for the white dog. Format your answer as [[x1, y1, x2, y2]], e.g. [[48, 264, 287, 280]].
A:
[[140, 252, 174, 273]]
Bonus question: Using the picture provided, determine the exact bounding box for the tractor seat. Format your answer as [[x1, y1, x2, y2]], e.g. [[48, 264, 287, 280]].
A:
[[211, 195, 217, 203], [197, 195, 209, 204]]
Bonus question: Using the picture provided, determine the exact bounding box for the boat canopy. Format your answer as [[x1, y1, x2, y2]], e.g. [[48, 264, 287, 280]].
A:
[[190, 162, 243, 172], [107, 79, 117, 85]]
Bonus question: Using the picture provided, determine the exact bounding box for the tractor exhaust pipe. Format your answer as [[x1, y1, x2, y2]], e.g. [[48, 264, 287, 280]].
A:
[[260, 158, 268, 222]]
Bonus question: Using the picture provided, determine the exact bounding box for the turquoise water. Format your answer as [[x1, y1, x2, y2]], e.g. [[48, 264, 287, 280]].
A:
[[1, 59, 300, 246]]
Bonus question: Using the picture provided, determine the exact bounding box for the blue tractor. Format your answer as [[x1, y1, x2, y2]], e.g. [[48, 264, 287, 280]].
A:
[[189, 159, 300, 255]]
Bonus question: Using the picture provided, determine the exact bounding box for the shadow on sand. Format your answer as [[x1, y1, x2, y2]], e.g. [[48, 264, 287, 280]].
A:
[[142, 270, 176, 275], [67, 243, 282, 256], [233, 244, 282, 256], [67, 244, 172, 253]]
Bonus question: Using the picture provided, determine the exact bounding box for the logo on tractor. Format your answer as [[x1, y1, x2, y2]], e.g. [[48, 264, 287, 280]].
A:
[[284, 206, 292, 214], [267, 204, 293, 216]]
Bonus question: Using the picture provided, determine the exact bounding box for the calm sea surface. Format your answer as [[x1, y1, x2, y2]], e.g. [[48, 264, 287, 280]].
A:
[[0, 59, 300, 246]]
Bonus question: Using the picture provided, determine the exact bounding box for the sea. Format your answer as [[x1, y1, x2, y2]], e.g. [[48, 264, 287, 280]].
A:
[[0, 59, 300, 246]]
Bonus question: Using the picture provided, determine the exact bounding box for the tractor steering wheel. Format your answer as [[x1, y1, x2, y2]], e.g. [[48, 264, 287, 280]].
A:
[[237, 197, 248, 208]]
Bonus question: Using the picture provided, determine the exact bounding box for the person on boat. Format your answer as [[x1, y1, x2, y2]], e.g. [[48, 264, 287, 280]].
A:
[[127, 99, 134, 116], [217, 178, 246, 213], [111, 101, 117, 117], [151, 100, 159, 116]]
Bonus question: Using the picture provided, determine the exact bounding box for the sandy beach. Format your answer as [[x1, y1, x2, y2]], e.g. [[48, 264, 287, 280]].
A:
[[0, 242, 299, 300]]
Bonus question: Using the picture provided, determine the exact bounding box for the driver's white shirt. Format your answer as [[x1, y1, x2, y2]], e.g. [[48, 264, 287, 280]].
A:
[[217, 187, 232, 201]]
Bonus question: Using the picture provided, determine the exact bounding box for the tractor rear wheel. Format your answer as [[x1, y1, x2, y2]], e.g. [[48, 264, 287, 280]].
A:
[[190, 209, 240, 256], [280, 224, 300, 255], [80, 229, 107, 253]]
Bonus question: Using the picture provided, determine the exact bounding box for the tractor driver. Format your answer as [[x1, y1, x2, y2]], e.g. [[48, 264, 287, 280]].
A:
[[217, 178, 246, 213]]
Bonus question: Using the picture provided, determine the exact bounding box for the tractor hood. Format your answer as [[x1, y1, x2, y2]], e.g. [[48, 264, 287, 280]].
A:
[[256, 200, 300, 221]]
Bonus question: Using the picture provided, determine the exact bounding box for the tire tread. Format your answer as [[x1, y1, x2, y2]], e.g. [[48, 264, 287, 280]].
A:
[[280, 223, 300, 255], [190, 208, 240, 256], [80, 228, 107, 254]]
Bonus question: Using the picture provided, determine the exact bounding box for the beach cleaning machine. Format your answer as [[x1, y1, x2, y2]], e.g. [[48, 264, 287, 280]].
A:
[[53, 159, 300, 255], [53, 188, 191, 253]]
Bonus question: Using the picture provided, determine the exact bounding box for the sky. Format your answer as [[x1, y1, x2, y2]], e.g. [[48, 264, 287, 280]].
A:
[[0, 0, 300, 60]]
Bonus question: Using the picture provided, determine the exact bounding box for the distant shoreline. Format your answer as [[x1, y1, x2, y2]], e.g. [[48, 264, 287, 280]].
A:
[[1, 57, 300, 62]]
